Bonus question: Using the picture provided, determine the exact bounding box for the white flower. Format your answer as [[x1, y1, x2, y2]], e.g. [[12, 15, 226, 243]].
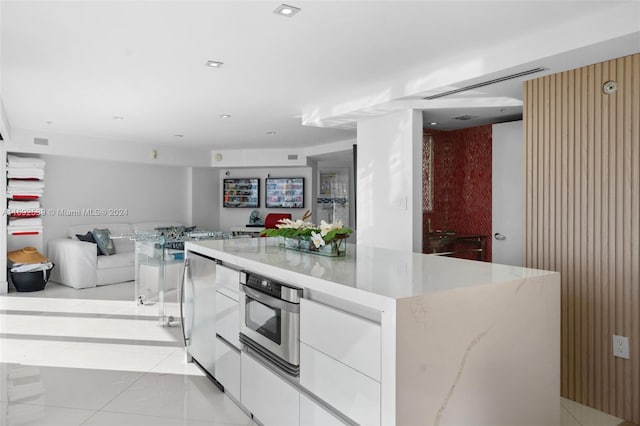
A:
[[319, 220, 344, 237], [277, 219, 315, 230], [276, 218, 294, 229], [319, 220, 332, 237], [311, 231, 326, 248]]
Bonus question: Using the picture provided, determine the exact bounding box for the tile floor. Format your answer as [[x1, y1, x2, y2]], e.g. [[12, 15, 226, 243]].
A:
[[0, 281, 633, 426], [1, 281, 252, 426]]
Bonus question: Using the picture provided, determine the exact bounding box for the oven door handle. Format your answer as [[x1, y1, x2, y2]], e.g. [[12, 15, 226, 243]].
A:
[[241, 284, 300, 313]]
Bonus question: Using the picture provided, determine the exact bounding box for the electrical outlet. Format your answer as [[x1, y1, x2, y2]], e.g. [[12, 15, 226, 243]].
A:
[[613, 335, 630, 359]]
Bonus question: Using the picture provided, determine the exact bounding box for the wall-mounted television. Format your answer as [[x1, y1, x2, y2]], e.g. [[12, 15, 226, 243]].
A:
[[265, 177, 304, 208], [223, 178, 260, 208]]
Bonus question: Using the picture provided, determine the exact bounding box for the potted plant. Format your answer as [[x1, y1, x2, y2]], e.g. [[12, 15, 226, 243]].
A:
[[260, 219, 352, 256]]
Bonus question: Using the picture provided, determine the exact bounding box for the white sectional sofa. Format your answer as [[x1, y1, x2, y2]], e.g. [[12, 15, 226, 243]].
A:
[[47, 221, 182, 289]]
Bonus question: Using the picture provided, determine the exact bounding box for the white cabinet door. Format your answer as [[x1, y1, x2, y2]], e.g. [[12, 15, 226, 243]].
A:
[[214, 337, 240, 400], [300, 343, 380, 426], [241, 352, 300, 426], [216, 264, 240, 293], [215, 290, 241, 349], [299, 393, 345, 426], [300, 298, 381, 380]]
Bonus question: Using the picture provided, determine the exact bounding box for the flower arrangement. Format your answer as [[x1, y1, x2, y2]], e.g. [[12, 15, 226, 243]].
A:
[[260, 219, 352, 256]]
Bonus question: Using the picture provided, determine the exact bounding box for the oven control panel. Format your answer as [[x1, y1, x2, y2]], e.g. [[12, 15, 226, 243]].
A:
[[239, 271, 302, 303]]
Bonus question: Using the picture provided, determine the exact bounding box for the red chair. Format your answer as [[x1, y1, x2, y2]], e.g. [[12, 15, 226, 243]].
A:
[[264, 213, 292, 229]]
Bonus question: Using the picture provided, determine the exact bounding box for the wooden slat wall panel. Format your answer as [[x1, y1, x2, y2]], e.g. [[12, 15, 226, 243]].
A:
[[524, 53, 640, 424]]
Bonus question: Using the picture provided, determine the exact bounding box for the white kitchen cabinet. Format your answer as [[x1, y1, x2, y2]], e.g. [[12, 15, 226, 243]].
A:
[[215, 289, 241, 349], [300, 343, 380, 426], [216, 263, 240, 293], [241, 352, 300, 426], [299, 393, 345, 426], [300, 298, 381, 381], [215, 337, 240, 399]]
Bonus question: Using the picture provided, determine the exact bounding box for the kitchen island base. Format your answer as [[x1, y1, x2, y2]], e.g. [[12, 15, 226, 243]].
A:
[[185, 238, 560, 426]]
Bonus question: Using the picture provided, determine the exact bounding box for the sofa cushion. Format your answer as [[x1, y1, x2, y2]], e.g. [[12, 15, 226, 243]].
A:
[[68, 223, 134, 253], [93, 228, 116, 255], [75, 232, 100, 255], [96, 252, 134, 270]]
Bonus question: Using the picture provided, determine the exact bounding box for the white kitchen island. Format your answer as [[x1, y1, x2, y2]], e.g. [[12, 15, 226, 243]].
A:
[[185, 237, 560, 426]]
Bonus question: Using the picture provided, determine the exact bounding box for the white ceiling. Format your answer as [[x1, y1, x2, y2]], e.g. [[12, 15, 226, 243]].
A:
[[1, 1, 639, 151]]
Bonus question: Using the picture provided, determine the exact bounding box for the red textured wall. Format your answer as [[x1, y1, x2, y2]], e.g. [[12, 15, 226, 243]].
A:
[[423, 125, 492, 261]]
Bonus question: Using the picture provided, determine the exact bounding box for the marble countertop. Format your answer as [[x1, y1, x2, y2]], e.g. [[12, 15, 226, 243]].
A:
[[185, 237, 555, 310]]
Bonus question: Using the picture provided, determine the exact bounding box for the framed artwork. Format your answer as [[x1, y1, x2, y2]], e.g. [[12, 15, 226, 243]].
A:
[[223, 178, 260, 208], [265, 177, 304, 208]]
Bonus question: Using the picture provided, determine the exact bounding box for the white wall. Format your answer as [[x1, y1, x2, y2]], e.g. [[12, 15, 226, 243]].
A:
[[191, 167, 220, 231], [218, 167, 313, 230], [6, 128, 210, 167], [40, 154, 189, 252], [356, 110, 423, 252], [210, 139, 356, 168]]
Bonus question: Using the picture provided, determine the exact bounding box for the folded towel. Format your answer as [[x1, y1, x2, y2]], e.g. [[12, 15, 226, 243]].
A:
[[7, 195, 41, 201], [9, 217, 43, 227], [7, 191, 44, 199], [7, 155, 46, 168], [8, 180, 45, 190], [8, 200, 41, 209], [10, 262, 53, 273], [7, 171, 45, 180], [7, 227, 42, 235]]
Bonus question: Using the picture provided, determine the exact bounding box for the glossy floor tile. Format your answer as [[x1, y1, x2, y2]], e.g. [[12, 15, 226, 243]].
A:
[[82, 410, 246, 426], [0, 281, 250, 426], [0, 282, 635, 426], [1, 363, 143, 410], [101, 373, 249, 424], [0, 402, 95, 426]]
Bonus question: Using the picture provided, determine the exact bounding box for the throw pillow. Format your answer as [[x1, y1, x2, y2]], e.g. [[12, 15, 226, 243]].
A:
[[92, 228, 116, 256], [75, 232, 101, 256]]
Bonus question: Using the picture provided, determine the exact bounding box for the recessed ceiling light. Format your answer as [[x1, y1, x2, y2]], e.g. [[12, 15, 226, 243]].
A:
[[266, 131, 277, 135], [112, 116, 124, 120], [274, 4, 301, 17], [174, 134, 184, 138], [205, 60, 224, 68], [429, 122, 438, 126], [220, 114, 231, 119]]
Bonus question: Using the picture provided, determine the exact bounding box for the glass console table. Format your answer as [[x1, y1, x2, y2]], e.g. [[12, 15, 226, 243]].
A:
[[131, 231, 221, 326]]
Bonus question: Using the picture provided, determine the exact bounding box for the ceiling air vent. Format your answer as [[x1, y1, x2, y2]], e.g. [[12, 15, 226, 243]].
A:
[[424, 67, 547, 100], [288, 154, 298, 160], [34, 137, 49, 145], [452, 114, 477, 121]]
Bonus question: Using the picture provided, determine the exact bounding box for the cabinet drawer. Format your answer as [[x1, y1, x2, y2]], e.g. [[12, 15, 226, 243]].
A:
[[300, 298, 381, 381], [215, 290, 240, 349], [241, 352, 299, 426], [300, 393, 346, 426], [214, 337, 240, 400], [300, 343, 380, 426]]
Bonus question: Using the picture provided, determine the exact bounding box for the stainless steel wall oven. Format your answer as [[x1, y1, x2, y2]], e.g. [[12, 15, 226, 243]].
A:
[[239, 271, 303, 376]]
